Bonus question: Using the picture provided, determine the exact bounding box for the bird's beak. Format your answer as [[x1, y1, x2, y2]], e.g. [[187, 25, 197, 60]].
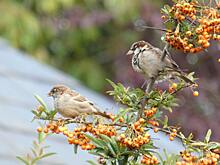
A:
[[126, 50, 134, 56], [48, 92, 52, 97]]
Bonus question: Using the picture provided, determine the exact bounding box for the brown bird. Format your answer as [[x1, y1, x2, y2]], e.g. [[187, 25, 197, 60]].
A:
[[48, 85, 109, 118], [126, 40, 194, 87]]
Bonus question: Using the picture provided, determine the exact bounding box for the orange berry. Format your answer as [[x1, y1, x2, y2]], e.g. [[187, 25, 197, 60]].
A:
[[172, 128, 177, 133], [63, 130, 69, 136], [134, 121, 140, 127], [168, 87, 174, 93], [119, 117, 124, 123], [203, 42, 210, 48], [161, 15, 166, 19], [139, 118, 145, 123], [193, 91, 199, 97], [171, 83, 178, 89], [120, 134, 126, 139], [169, 136, 174, 141], [218, 58, 220, 63], [191, 15, 196, 20], [68, 138, 74, 144], [186, 31, 192, 36], [140, 127, 144, 132], [170, 132, 177, 137], [153, 127, 159, 133], [37, 127, 42, 133], [43, 127, 49, 134]]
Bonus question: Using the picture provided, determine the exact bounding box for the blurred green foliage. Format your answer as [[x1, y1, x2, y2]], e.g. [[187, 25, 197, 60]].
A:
[[0, 0, 152, 91]]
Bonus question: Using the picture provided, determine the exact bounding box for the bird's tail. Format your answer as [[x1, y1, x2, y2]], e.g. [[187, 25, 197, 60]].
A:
[[92, 106, 111, 119], [94, 111, 111, 118], [163, 67, 195, 85]]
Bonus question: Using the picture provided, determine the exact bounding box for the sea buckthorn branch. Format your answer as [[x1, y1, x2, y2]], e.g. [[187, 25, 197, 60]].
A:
[[161, 0, 220, 53], [16, 131, 56, 164], [32, 74, 199, 165], [33, 95, 220, 165]]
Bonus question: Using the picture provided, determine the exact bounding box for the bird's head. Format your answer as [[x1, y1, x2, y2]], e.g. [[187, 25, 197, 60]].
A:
[[126, 40, 152, 56], [48, 84, 70, 98]]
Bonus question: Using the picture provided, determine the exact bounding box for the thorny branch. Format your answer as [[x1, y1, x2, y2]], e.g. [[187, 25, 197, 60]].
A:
[[38, 117, 198, 149]]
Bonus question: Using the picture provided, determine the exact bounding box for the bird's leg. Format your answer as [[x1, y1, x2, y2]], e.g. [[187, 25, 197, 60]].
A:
[[161, 43, 169, 61], [145, 77, 156, 93], [78, 114, 87, 123], [141, 80, 148, 89], [137, 78, 155, 120]]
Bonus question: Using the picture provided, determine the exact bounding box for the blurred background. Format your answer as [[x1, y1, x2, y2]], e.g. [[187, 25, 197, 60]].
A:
[[0, 0, 219, 161]]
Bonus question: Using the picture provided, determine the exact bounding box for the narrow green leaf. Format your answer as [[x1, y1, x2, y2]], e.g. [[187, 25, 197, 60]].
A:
[[39, 148, 43, 156], [206, 142, 220, 150], [49, 110, 57, 119], [74, 144, 78, 154], [31, 157, 41, 165], [114, 108, 131, 124], [16, 156, 29, 165], [191, 142, 206, 147], [205, 129, 212, 143], [31, 110, 39, 117], [110, 137, 119, 154], [31, 148, 37, 157], [84, 134, 106, 148], [39, 152, 56, 159], [34, 95, 48, 112], [98, 135, 116, 156], [87, 160, 98, 165], [89, 149, 108, 158], [38, 132, 43, 143], [163, 115, 168, 128]]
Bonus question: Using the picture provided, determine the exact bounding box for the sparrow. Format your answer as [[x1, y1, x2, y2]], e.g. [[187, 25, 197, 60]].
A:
[[126, 40, 193, 84], [48, 84, 108, 118]]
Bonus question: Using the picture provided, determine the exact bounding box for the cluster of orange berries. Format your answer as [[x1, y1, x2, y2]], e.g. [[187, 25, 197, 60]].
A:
[[171, 1, 197, 21], [144, 107, 157, 118], [117, 118, 151, 149], [147, 119, 159, 127], [169, 128, 178, 141], [109, 114, 124, 123], [37, 122, 95, 150], [168, 83, 178, 93], [37, 121, 116, 151], [176, 151, 220, 165], [141, 154, 159, 165], [133, 118, 146, 132], [162, 0, 220, 53], [168, 82, 199, 97], [118, 133, 150, 149], [91, 124, 116, 137]]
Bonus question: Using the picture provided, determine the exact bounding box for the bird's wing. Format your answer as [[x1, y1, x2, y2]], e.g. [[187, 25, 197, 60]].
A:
[[154, 47, 179, 69], [70, 90, 94, 105]]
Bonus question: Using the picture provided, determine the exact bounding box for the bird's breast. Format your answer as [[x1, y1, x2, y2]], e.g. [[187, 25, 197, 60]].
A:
[[138, 51, 165, 78]]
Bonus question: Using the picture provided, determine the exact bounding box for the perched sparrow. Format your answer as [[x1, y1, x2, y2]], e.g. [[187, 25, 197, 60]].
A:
[[48, 85, 108, 118], [126, 40, 193, 84]]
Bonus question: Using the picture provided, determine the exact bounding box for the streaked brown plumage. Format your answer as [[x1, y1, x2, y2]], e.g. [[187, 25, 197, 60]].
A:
[[126, 40, 193, 84], [48, 85, 108, 118]]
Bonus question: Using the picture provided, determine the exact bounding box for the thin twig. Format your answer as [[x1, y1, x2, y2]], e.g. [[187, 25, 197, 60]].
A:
[[141, 25, 169, 32], [38, 117, 128, 127]]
